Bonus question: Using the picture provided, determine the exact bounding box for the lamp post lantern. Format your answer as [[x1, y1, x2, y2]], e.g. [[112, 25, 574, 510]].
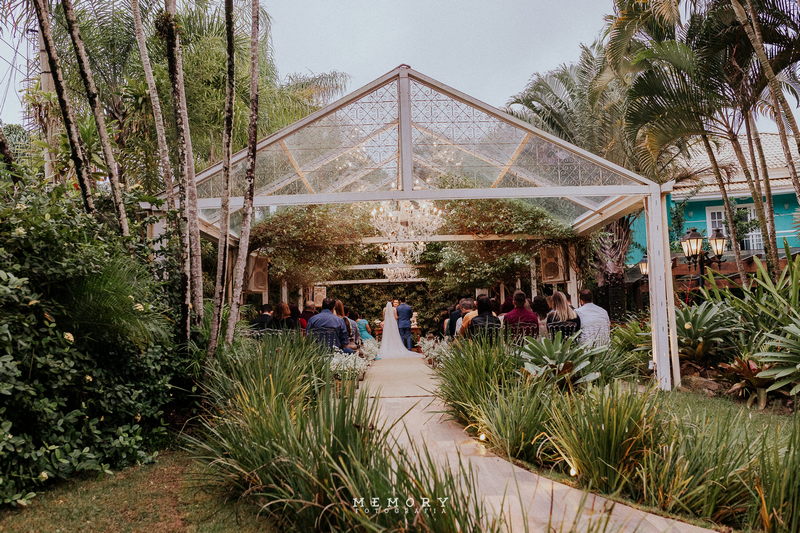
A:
[[680, 227, 727, 288]]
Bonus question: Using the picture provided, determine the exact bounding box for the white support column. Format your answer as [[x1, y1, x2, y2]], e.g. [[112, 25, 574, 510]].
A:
[[280, 279, 288, 303], [645, 188, 674, 390], [398, 68, 414, 192], [661, 191, 681, 387], [566, 244, 579, 304], [530, 257, 538, 297], [499, 282, 506, 304]]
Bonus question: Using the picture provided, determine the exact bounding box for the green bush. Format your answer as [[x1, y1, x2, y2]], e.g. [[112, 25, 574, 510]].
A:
[[188, 335, 502, 532], [521, 333, 638, 389], [635, 414, 754, 525], [435, 336, 521, 424], [0, 181, 180, 505], [754, 417, 800, 533], [674, 301, 736, 364], [755, 317, 800, 396], [547, 383, 665, 494]]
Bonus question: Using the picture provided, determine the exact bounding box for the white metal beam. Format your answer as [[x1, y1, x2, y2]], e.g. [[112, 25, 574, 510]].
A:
[[398, 69, 414, 192], [354, 233, 544, 244], [197, 186, 647, 209], [321, 278, 427, 286]]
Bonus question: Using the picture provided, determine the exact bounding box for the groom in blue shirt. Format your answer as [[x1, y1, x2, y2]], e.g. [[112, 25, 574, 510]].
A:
[[396, 297, 414, 350]]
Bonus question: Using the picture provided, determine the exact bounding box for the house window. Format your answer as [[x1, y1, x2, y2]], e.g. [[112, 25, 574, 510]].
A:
[[706, 205, 763, 251]]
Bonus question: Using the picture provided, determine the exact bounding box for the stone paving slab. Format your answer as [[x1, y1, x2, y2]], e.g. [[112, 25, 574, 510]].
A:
[[364, 357, 712, 533]]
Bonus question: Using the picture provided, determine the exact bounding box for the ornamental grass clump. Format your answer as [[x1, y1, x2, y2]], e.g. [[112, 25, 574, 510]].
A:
[[189, 334, 501, 532], [753, 416, 800, 533], [471, 378, 555, 463], [547, 383, 665, 495], [634, 413, 755, 526], [435, 335, 521, 424]]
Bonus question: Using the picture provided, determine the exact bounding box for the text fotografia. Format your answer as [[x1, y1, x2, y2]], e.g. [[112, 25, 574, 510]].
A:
[[352, 496, 450, 514]]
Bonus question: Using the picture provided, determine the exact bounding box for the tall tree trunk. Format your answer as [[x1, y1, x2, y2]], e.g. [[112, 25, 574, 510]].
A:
[[225, 0, 260, 345], [745, 113, 777, 252], [0, 127, 20, 185], [733, 0, 800, 203], [164, 0, 204, 321], [727, 129, 777, 277], [207, 0, 235, 358], [701, 134, 748, 285], [61, 0, 130, 237], [31, 0, 94, 213], [131, 0, 176, 210]]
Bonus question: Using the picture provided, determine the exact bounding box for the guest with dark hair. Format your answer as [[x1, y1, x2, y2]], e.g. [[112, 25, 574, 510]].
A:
[[251, 303, 273, 330], [503, 290, 539, 335], [448, 299, 465, 337], [306, 298, 350, 350], [352, 310, 375, 341], [499, 299, 515, 317], [271, 302, 297, 330], [335, 300, 360, 349], [467, 295, 502, 338], [531, 295, 550, 338]]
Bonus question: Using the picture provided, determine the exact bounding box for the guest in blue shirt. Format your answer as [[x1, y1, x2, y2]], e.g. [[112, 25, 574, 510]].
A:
[[306, 298, 351, 351]]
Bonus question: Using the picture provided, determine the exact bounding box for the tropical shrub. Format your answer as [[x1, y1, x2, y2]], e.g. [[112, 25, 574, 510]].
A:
[[608, 314, 652, 375], [520, 333, 637, 389], [0, 181, 180, 505], [188, 335, 502, 532], [755, 317, 800, 396], [547, 383, 665, 494], [674, 301, 736, 364]]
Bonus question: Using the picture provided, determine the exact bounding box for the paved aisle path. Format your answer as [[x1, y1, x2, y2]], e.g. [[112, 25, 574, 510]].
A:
[[364, 357, 710, 533]]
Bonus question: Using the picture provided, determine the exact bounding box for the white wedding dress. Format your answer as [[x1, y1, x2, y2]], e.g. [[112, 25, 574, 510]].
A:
[[378, 302, 418, 359]]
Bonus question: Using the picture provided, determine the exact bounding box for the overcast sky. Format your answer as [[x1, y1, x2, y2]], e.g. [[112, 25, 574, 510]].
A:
[[0, 0, 614, 125]]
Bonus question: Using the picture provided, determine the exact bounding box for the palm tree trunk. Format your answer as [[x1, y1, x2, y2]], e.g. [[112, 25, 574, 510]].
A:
[[131, 0, 176, 210], [207, 0, 235, 358], [733, 0, 800, 203], [0, 127, 19, 185], [61, 0, 129, 237], [164, 0, 204, 321], [701, 134, 747, 285], [727, 130, 777, 277], [745, 113, 777, 249], [225, 0, 260, 346], [31, 0, 94, 213]]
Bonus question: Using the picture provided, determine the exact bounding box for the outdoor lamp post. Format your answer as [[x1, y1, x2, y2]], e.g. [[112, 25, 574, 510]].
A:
[[638, 254, 649, 276], [680, 227, 727, 288]]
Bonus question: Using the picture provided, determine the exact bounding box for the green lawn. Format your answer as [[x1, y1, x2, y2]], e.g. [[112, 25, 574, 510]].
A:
[[666, 389, 791, 433], [0, 451, 270, 533]]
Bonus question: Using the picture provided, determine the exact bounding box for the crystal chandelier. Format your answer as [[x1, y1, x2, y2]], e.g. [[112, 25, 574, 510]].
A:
[[370, 200, 444, 280]]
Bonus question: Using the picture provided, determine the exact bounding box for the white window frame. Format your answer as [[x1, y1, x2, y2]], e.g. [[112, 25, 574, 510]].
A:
[[705, 204, 764, 251]]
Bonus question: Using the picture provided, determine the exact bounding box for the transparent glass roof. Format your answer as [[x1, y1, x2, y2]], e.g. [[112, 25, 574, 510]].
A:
[[194, 66, 653, 226]]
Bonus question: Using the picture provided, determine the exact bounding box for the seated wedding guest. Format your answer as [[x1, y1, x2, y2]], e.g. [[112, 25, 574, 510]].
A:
[[438, 308, 451, 338], [503, 291, 539, 335], [352, 310, 374, 341], [251, 304, 273, 330], [467, 295, 502, 338], [531, 295, 550, 338], [456, 299, 476, 336], [335, 300, 361, 349], [306, 298, 351, 351], [271, 302, 298, 330], [499, 299, 515, 319], [575, 290, 611, 346], [490, 298, 501, 317], [299, 300, 317, 328], [448, 300, 464, 337], [289, 304, 304, 328], [546, 291, 581, 338]]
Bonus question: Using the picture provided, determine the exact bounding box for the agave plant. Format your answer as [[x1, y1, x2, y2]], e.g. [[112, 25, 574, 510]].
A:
[[674, 301, 737, 365], [520, 333, 608, 390], [755, 317, 800, 396]]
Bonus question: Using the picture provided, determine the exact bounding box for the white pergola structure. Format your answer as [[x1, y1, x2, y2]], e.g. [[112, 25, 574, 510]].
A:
[[193, 65, 679, 389]]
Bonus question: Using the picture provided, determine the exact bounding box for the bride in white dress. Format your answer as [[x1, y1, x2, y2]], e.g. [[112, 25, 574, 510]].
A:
[[378, 301, 418, 359]]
